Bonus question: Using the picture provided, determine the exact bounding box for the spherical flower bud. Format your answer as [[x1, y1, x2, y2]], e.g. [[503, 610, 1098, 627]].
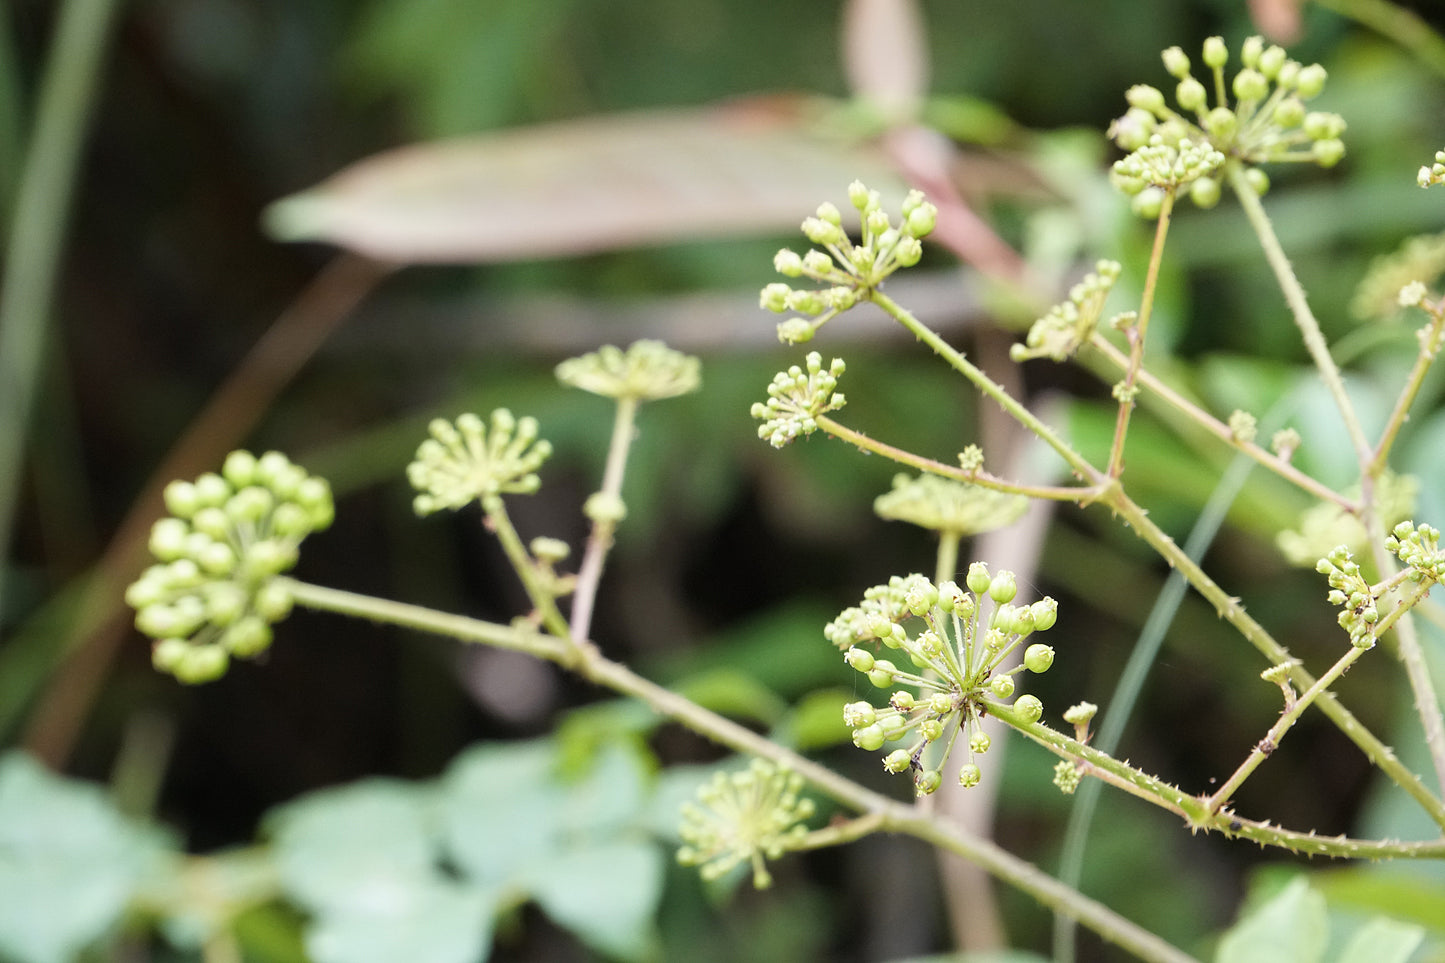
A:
[[1024, 643, 1055, 674], [1204, 107, 1237, 141], [222, 450, 258, 488], [915, 770, 942, 795], [584, 491, 627, 525], [867, 665, 896, 688], [845, 647, 875, 672], [889, 690, 916, 710], [761, 283, 792, 313], [969, 732, 991, 754], [193, 473, 231, 508], [1313, 139, 1345, 168], [1125, 84, 1166, 113], [843, 701, 877, 727], [253, 580, 294, 622], [988, 571, 1017, 604], [904, 204, 936, 239], [1161, 46, 1190, 79], [1176, 77, 1207, 113], [1029, 598, 1058, 631], [1233, 68, 1268, 102], [865, 209, 890, 237], [801, 216, 845, 247], [149, 518, 190, 561], [1190, 176, 1221, 209], [802, 249, 833, 274], [175, 645, 228, 685], [816, 201, 842, 226], [1296, 63, 1327, 99], [1202, 36, 1227, 69], [966, 562, 991, 596], [989, 675, 1015, 699], [1131, 187, 1165, 220], [1014, 694, 1044, 723], [1063, 702, 1098, 726], [191, 507, 230, 541], [196, 541, 237, 576], [227, 486, 273, 524], [1241, 35, 1264, 68], [163, 480, 200, 519], [1243, 167, 1270, 197], [152, 638, 189, 673], [919, 719, 944, 741], [1258, 44, 1286, 79], [270, 503, 312, 538], [222, 616, 272, 657], [1276, 60, 1300, 89], [957, 763, 981, 788], [1273, 97, 1305, 129], [776, 318, 815, 345], [893, 236, 924, 267], [883, 749, 912, 773], [204, 582, 247, 626], [773, 248, 804, 277], [848, 180, 872, 210], [852, 724, 886, 751]]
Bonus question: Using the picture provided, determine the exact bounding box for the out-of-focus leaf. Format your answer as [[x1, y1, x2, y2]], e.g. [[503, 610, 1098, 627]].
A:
[[527, 840, 664, 961], [774, 686, 853, 751], [842, 0, 927, 111], [302, 881, 495, 963], [441, 740, 562, 886], [263, 102, 902, 264], [1216, 876, 1328, 963], [675, 667, 789, 727], [1335, 916, 1425, 963], [0, 752, 170, 963]]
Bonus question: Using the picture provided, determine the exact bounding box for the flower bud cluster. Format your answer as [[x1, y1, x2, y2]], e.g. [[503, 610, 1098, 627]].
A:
[[126, 451, 334, 683], [750, 352, 847, 448], [1419, 150, 1445, 189], [1387, 520, 1445, 584], [1011, 261, 1123, 363], [873, 473, 1028, 537], [829, 566, 1059, 795], [1109, 36, 1345, 215], [408, 409, 553, 515], [763, 181, 937, 344], [1110, 139, 1226, 216], [1315, 546, 1381, 648], [555, 339, 701, 401], [676, 759, 815, 889]]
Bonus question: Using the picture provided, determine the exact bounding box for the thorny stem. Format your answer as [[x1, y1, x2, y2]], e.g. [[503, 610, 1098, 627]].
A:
[[1087, 333, 1356, 510], [1228, 164, 1373, 465], [570, 395, 639, 645], [1107, 190, 1174, 480], [281, 577, 1200, 963]]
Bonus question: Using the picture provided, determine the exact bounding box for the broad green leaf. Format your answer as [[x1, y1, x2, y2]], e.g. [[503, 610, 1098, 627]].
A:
[[554, 740, 652, 841], [1216, 877, 1328, 963], [268, 779, 437, 915], [675, 667, 789, 727], [303, 878, 495, 963], [774, 686, 854, 751], [263, 102, 901, 264], [442, 740, 563, 886], [1335, 916, 1424, 963], [526, 840, 664, 961], [0, 752, 169, 963]]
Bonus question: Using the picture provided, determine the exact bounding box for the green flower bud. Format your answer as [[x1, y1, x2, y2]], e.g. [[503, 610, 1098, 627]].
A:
[[149, 518, 190, 561], [889, 690, 915, 710], [175, 645, 229, 685], [957, 763, 982, 788], [193, 473, 232, 508], [1233, 68, 1268, 102], [270, 503, 312, 538], [843, 701, 877, 727], [1204, 107, 1237, 141], [152, 638, 189, 673], [1131, 187, 1165, 220], [1176, 76, 1207, 113], [222, 616, 272, 657], [136, 603, 180, 638], [584, 491, 627, 525], [205, 582, 248, 627], [1190, 176, 1221, 209], [163, 480, 200, 519], [848, 180, 872, 210], [966, 562, 991, 596], [883, 749, 912, 773], [1014, 694, 1044, 723], [904, 204, 936, 239], [1241, 36, 1264, 68], [196, 541, 237, 576], [227, 486, 273, 524], [1024, 643, 1055, 673], [166, 558, 203, 588], [990, 675, 1015, 699], [191, 506, 230, 541], [1202, 36, 1227, 69], [1243, 167, 1270, 196], [1126, 84, 1166, 113], [1063, 702, 1098, 726], [125, 573, 168, 610], [802, 216, 845, 247], [1273, 96, 1306, 128], [1258, 44, 1286, 79], [969, 732, 991, 754], [845, 647, 876, 672], [1296, 63, 1327, 99], [242, 539, 297, 580], [988, 571, 1017, 604], [893, 236, 924, 267], [761, 282, 792, 312], [1029, 598, 1058, 631], [852, 724, 886, 751], [1313, 138, 1346, 168], [867, 664, 896, 688], [915, 770, 942, 795], [1161, 46, 1190, 79], [776, 318, 815, 345], [816, 201, 842, 226], [253, 580, 294, 622], [773, 248, 805, 277], [222, 450, 259, 488]]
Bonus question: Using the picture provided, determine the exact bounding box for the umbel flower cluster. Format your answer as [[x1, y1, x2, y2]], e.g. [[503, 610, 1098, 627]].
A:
[[827, 566, 1058, 795], [750, 351, 847, 448], [1110, 35, 1346, 215], [126, 451, 334, 683], [407, 408, 553, 515], [1315, 521, 1445, 649], [1011, 260, 1125, 363], [760, 180, 937, 345], [676, 759, 816, 889]]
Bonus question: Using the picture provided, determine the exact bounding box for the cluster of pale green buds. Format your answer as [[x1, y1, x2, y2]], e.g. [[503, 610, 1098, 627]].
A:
[[1387, 520, 1445, 584], [750, 352, 846, 448], [126, 451, 334, 683], [1315, 546, 1381, 649], [1419, 150, 1445, 189], [554, 339, 701, 402], [676, 760, 815, 889], [1011, 260, 1123, 363], [873, 473, 1028, 537], [762, 180, 937, 345], [1110, 36, 1345, 216], [408, 409, 552, 515], [827, 567, 1058, 795]]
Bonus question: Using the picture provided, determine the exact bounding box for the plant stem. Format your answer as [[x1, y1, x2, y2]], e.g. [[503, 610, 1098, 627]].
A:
[[0, 0, 123, 627], [482, 497, 573, 640], [284, 577, 1201, 963], [1367, 304, 1445, 478], [1087, 333, 1355, 509], [935, 530, 962, 586], [570, 396, 638, 644], [1227, 164, 1372, 465], [1107, 191, 1174, 480]]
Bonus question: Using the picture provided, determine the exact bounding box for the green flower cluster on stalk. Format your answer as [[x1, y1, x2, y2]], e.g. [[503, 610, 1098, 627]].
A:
[[761, 180, 937, 345], [1315, 546, 1380, 649], [676, 760, 816, 889], [1388, 521, 1445, 584], [750, 352, 847, 448], [126, 451, 334, 683], [407, 409, 552, 515], [827, 566, 1058, 795], [554, 339, 701, 402], [1419, 149, 1445, 188], [873, 473, 1028, 536], [1011, 260, 1124, 363], [1110, 36, 1346, 216]]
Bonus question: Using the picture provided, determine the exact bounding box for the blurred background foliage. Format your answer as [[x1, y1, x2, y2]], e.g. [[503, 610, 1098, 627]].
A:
[[3, 0, 1445, 960]]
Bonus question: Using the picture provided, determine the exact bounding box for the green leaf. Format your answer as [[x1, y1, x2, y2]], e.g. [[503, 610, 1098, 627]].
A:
[[773, 687, 854, 751], [1217, 877, 1329, 963], [1335, 916, 1424, 963], [302, 879, 495, 963], [675, 668, 788, 727], [526, 840, 664, 961], [0, 752, 169, 963], [442, 740, 563, 886]]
